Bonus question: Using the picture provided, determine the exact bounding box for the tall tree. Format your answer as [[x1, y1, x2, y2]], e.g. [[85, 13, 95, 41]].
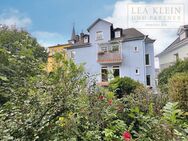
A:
[[0, 25, 47, 105]]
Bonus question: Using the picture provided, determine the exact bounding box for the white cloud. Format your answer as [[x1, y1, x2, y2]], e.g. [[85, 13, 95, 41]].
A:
[[0, 9, 32, 28], [32, 31, 65, 47], [0, 9, 65, 47], [105, 0, 188, 68]]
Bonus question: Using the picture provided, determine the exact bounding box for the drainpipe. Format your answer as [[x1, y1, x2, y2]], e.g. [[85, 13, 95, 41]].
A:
[[143, 35, 147, 85]]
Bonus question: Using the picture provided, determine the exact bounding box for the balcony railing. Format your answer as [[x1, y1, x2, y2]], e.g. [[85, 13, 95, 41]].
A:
[[97, 42, 122, 64]]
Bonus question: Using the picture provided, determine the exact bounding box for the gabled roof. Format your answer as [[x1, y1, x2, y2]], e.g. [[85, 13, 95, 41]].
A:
[[87, 18, 112, 31], [156, 37, 181, 57], [48, 43, 70, 48], [157, 25, 188, 57], [123, 28, 144, 40], [111, 28, 155, 43], [113, 28, 122, 31], [177, 25, 188, 35]]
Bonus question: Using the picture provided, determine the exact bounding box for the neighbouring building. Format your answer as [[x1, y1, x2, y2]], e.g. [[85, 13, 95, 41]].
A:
[[156, 25, 188, 70], [65, 18, 156, 88], [47, 43, 71, 72]]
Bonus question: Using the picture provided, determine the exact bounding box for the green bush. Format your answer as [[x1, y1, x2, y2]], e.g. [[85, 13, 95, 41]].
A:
[[158, 59, 188, 93], [109, 77, 142, 98], [168, 72, 188, 112], [0, 26, 187, 140], [126, 85, 168, 114]]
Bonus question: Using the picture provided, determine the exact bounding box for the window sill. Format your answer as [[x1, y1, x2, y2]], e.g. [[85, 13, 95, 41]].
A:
[[96, 38, 104, 41]]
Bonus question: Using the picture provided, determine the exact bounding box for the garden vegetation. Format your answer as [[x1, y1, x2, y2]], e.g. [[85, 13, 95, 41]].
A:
[[0, 26, 187, 140]]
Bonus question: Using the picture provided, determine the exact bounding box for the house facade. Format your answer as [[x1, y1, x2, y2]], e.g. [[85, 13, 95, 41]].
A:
[[157, 25, 188, 70], [47, 43, 71, 72], [65, 19, 156, 88]]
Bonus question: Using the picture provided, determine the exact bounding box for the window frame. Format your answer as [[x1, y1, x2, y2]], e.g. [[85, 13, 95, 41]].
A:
[[145, 54, 150, 66], [101, 66, 108, 82], [134, 46, 139, 52], [96, 31, 103, 40], [146, 75, 151, 86], [174, 53, 179, 61], [70, 51, 75, 59], [111, 44, 119, 52], [135, 68, 140, 75], [84, 36, 89, 43], [115, 31, 121, 38], [113, 66, 120, 78]]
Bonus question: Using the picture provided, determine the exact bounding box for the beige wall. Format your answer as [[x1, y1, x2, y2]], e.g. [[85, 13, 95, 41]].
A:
[[47, 44, 71, 72], [159, 42, 188, 70]]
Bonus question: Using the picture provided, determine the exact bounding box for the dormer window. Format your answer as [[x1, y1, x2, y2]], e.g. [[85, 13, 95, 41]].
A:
[[84, 36, 89, 43], [96, 31, 103, 40], [115, 31, 121, 38]]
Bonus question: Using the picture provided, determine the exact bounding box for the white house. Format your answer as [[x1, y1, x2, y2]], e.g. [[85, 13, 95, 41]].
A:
[[157, 25, 188, 70], [65, 19, 156, 88]]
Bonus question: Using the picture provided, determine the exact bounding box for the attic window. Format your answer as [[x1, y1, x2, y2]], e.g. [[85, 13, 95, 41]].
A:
[[84, 36, 89, 43], [115, 31, 121, 38]]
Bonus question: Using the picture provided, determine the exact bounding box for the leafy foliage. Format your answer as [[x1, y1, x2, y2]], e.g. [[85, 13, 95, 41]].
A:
[[158, 59, 188, 93], [168, 72, 188, 112], [109, 77, 142, 98], [0, 26, 187, 140], [0, 25, 47, 105]]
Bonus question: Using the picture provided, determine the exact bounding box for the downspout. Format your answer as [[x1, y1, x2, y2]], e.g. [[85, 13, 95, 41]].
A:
[[143, 35, 147, 85]]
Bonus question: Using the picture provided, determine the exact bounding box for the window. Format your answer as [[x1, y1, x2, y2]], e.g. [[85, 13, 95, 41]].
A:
[[113, 66, 120, 78], [135, 68, 140, 75], [101, 67, 108, 82], [174, 53, 179, 61], [51, 49, 54, 55], [101, 46, 107, 52], [115, 31, 121, 38], [70, 51, 75, 59], [96, 31, 103, 40], [134, 46, 138, 52], [145, 54, 150, 65], [111, 44, 119, 52], [70, 40, 75, 44], [146, 75, 151, 86], [84, 36, 89, 43]]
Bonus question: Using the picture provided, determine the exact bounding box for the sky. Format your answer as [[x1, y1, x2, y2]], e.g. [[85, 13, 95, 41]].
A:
[[0, 0, 188, 67]]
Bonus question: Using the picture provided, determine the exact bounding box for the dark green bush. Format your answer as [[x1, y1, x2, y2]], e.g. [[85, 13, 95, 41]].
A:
[[168, 72, 188, 112], [158, 59, 188, 93], [109, 77, 142, 98]]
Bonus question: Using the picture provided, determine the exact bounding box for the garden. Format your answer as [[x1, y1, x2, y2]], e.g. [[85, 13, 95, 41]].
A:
[[0, 26, 187, 141]]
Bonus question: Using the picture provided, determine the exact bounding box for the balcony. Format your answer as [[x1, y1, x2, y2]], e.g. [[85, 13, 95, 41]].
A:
[[97, 42, 122, 64]]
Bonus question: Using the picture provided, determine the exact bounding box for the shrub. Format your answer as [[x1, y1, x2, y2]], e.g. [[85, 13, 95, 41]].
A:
[[109, 77, 142, 98], [126, 85, 168, 115], [168, 72, 188, 112], [158, 59, 188, 93]]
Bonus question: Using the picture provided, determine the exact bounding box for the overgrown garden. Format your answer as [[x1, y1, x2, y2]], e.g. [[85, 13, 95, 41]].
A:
[[0, 26, 187, 140]]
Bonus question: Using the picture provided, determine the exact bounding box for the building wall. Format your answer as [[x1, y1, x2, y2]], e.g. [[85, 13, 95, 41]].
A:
[[67, 40, 155, 88], [159, 42, 188, 70], [67, 20, 155, 88], [145, 42, 156, 88], [121, 40, 145, 84], [47, 44, 71, 72], [67, 46, 101, 82], [89, 20, 111, 44]]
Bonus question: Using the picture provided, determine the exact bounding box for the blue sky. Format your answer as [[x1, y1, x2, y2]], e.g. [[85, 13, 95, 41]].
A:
[[0, 0, 118, 46], [0, 0, 164, 46], [0, 0, 187, 58]]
